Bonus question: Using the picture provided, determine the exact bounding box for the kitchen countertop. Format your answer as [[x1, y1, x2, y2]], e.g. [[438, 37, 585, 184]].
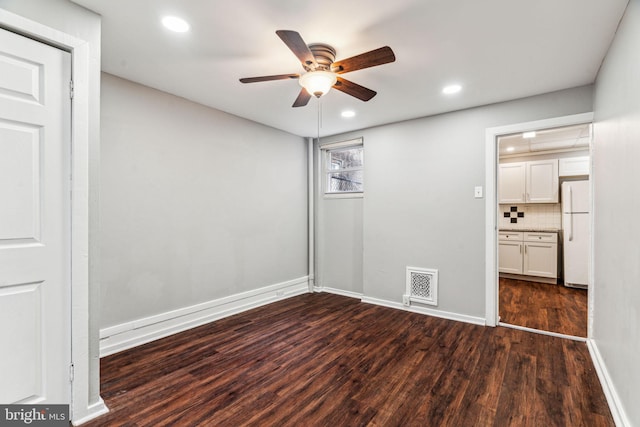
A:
[[499, 228, 561, 233]]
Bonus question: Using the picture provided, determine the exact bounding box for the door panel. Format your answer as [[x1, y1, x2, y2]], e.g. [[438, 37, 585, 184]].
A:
[[0, 122, 41, 240], [0, 282, 43, 403], [0, 28, 71, 405], [0, 48, 43, 104]]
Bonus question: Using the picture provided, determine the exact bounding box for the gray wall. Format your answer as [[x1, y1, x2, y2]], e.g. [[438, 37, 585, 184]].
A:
[[100, 74, 308, 327], [317, 86, 593, 318], [316, 197, 364, 294], [593, 0, 640, 424]]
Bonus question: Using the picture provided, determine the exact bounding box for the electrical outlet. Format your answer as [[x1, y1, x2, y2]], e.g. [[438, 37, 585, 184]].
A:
[[402, 295, 410, 306]]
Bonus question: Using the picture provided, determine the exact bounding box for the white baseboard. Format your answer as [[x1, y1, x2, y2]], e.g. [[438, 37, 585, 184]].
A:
[[360, 296, 486, 326], [314, 288, 485, 326], [587, 339, 630, 427], [314, 286, 363, 300], [99, 276, 309, 357], [72, 397, 109, 426]]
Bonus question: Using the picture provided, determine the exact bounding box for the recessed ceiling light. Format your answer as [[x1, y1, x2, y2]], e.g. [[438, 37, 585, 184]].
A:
[[522, 131, 537, 139], [162, 16, 190, 33], [341, 110, 356, 118], [442, 84, 462, 95]]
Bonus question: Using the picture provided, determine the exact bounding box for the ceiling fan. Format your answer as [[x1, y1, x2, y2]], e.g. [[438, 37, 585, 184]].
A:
[[239, 30, 396, 107]]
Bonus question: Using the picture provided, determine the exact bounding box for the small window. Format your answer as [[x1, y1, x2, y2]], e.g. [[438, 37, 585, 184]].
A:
[[323, 139, 363, 195]]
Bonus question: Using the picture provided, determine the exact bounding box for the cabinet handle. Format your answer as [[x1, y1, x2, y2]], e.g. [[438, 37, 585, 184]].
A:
[[520, 244, 522, 254], [524, 245, 527, 254]]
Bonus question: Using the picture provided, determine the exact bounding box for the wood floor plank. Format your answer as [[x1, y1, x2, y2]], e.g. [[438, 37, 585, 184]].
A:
[[499, 277, 588, 337], [85, 293, 612, 426]]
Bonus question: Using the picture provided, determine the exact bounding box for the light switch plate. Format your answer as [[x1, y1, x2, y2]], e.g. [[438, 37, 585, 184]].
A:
[[474, 186, 483, 198]]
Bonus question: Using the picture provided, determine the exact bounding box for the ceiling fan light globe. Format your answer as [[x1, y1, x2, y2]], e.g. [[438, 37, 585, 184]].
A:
[[299, 71, 337, 97]]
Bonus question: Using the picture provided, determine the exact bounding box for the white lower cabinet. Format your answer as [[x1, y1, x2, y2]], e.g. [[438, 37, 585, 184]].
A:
[[499, 231, 558, 279], [498, 232, 523, 274]]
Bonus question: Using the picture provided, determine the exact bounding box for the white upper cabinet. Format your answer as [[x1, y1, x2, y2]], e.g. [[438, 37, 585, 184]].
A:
[[526, 159, 559, 203], [559, 156, 590, 177], [499, 159, 558, 204], [498, 163, 526, 203]]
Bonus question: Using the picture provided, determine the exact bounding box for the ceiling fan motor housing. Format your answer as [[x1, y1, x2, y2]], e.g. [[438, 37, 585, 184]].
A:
[[307, 43, 336, 71]]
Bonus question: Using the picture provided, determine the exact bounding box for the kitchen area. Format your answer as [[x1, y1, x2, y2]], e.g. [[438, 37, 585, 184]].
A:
[[497, 123, 591, 337]]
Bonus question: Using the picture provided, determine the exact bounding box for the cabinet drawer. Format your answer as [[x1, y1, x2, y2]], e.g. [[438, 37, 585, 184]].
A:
[[524, 232, 557, 243], [499, 232, 523, 241]]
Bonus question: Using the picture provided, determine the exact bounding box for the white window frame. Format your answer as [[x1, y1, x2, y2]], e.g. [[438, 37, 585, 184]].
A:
[[321, 138, 364, 199]]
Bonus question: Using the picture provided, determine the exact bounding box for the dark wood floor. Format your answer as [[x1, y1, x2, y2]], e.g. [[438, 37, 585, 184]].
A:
[[499, 278, 588, 337], [85, 293, 611, 426]]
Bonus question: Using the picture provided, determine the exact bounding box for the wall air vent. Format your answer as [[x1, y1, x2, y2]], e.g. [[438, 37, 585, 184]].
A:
[[403, 266, 438, 306]]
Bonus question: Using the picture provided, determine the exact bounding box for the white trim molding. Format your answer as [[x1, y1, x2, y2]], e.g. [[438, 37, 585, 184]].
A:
[[70, 398, 109, 426], [314, 286, 363, 300], [587, 340, 631, 427], [100, 277, 310, 357], [484, 112, 594, 327], [499, 322, 587, 342], [315, 287, 484, 325], [361, 296, 485, 326]]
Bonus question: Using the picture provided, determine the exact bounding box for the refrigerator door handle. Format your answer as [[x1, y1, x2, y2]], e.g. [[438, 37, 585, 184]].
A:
[[568, 185, 573, 241], [568, 214, 573, 242]]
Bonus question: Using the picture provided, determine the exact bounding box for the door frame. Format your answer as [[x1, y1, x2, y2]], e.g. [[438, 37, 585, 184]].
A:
[[484, 112, 594, 329], [0, 8, 104, 423]]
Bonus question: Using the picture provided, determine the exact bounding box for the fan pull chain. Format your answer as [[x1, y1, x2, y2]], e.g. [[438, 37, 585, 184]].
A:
[[316, 96, 322, 145]]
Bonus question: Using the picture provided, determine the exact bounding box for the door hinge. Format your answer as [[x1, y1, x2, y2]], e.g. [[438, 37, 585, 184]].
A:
[[69, 363, 75, 383], [69, 80, 74, 99]]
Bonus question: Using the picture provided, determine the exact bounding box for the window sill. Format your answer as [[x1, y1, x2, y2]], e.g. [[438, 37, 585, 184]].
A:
[[323, 192, 364, 200]]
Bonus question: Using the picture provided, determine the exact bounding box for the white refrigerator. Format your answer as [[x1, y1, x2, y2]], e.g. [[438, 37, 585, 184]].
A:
[[561, 180, 590, 288]]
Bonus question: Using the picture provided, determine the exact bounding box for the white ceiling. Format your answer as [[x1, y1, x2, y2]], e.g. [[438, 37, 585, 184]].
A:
[[72, 0, 628, 138], [498, 123, 591, 157]]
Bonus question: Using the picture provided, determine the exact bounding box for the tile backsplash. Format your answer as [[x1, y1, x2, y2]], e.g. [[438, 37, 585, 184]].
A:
[[499, 204, 562, 230]]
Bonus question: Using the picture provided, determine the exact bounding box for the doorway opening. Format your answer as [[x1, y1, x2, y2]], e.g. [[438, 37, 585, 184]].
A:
[[484, 113, 594, 340]]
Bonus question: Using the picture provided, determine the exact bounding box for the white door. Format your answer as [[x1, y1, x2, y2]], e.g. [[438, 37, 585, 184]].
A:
[[0, 28, 71, 404]]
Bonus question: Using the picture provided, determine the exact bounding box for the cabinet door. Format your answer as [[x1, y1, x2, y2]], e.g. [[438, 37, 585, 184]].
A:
[[526, 159, 558, 203], [559, 156, 589, 177], [523, 242, 557, 278], [499, 241, 523, 274], [499, 162, 526, 203]]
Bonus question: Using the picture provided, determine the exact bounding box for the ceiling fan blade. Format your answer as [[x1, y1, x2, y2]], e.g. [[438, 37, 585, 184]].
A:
[[332, 46, 396, 74], [333, 77, 377, 101], [292, 88, 312, 107], [239, 74, 299, 83], [276, 30, 318, 69]]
